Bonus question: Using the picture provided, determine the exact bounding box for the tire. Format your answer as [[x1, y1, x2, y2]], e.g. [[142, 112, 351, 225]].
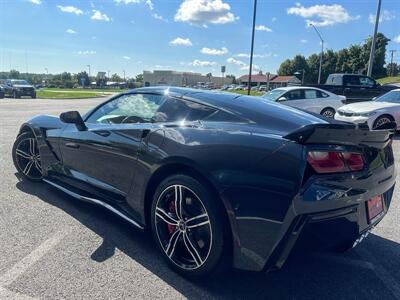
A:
[[13, 91, 20, 99], [32, 93, 36, 99], [12, 132, 43, 181], [320, 107, 335, 118], [373, 115, 394, 130], [151, 174, 229, 277]]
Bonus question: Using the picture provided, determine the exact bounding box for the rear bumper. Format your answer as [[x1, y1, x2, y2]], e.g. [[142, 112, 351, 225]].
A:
[[231, 163, 396, 272]]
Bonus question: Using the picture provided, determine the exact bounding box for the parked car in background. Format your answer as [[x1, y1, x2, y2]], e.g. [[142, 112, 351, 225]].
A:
[[3, 79, 36, 98], [0, 84, 5, 98], [335, 89, 400, 130], [262, 86, 346, 118], [312, 74, 397, 102]]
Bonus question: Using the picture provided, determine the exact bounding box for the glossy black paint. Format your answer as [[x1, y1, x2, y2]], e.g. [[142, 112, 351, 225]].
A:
[[16, 87, 396, 272]]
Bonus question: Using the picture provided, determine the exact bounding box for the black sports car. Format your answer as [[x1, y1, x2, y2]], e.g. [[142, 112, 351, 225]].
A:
[[13, 87, 396, 277]]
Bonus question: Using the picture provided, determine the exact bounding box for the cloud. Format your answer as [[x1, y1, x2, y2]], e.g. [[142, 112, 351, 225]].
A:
[[236, 53, 275, 58], [175, 0, 238, 26], [114, 0, 153, 9], [155, 65, 172, 68], [78, 50, 96, 55], [91, 10, 111, 22], [255, 25, 272, 32], [170, 37, 193, 46], [189, 59, 216, 67], [66, 29, 77, 34], [287, 4, 360, 27], [394, 35, 400, 44], [369, 10, 395, 24], [56, 5, 83, 15], [300, 39, 307, 43], [201, 47, 228, 55], [123, 56, 131, 60], [227, 57, 260, 71], [28, 0, 41, 5], [152, 13, 168, 22]]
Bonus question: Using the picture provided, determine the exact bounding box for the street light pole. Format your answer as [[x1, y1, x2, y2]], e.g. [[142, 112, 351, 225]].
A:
[[87, 64, 91, 77], [123, 70, 126, 81], [309, 23, 324, 84], [247, 0, 257, 95], [367, 0, 382, 77]]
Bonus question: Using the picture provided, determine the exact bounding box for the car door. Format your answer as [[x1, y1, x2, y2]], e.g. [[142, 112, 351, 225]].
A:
[[58, 93, 165, 201], [277, 89, 306, 109]]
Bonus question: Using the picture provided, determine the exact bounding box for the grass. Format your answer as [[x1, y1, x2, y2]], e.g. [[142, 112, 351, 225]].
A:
[[377, 76, 400, 85], [36, 89, 110, 99], [226, 90, 264, 97]]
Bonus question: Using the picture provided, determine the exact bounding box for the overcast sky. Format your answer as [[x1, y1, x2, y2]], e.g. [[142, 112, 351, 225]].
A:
[[1, 0, 399, 78]]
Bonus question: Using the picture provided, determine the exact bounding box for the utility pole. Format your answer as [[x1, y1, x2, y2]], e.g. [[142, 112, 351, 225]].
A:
[[389, 50, 397, 76], [367, 0, 382, 77], [247, 0, 257, 95], [123, 70, 126, 81], [87, 64, 91, 77], [309, 23, 324, 84]]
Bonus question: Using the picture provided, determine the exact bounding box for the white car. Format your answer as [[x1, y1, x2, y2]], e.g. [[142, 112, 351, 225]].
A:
[[262, 86, 346, 118], [335, 89, 400, 130]]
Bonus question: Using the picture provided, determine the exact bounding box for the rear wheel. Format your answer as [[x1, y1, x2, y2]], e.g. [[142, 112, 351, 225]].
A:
[[373, 115, 394, 130], [320, 107, 335, 118], [12, 132, 43, 181], [151, 174, 229, 277]]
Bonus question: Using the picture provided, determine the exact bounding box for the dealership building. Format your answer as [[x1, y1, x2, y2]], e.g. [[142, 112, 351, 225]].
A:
[[143, 70, 233, 87]]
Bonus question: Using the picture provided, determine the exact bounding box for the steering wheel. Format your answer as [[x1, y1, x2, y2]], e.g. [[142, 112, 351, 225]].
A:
[[121, 115, 146, 124]]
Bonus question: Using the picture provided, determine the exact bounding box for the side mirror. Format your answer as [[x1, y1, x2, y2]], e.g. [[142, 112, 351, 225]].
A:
[[278, 96, 287, 101], [372, 96, 377, 101], [60, 111, 87, 131]]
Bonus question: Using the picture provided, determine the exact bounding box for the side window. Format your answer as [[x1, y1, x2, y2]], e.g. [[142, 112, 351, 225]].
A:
[[344, 76, 361, 87], [316, 90, 329, 98], [86, 93, 165, 124], [153, 98, 216, 122], [286, 90, 304, 100], [304, 89, 318, 99], [360, 77, 375, 87]]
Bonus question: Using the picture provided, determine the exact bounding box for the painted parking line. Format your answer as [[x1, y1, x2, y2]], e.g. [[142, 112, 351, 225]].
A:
[[0, 229, 68, 287]]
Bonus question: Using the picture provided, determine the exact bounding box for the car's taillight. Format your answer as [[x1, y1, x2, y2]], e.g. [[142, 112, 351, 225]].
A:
[[307, 151, 364, 174]]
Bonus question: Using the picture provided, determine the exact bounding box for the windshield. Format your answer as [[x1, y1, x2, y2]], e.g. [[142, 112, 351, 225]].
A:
[[262, 89, 286, 101], [375, 90, 400, 103], [11, 80, 29, 85]]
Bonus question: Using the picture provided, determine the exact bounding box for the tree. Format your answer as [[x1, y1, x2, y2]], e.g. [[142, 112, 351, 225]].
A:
[[9, 69, 20, 79], [111, 73, 122, 82], [135, 74, 143, 83], [277, 59, 294, 76], [76, 71, 90, 87], [226, 74, 236, 84]]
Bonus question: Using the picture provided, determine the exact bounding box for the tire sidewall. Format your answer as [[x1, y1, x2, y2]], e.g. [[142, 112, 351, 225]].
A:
[[150, 174, 228, 277], [12, 132, 43, 182], [321, 108, 335, 118]]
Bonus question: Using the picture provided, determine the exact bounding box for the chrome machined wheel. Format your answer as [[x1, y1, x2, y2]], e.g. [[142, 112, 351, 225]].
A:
[[154, 184, 212, 270], [322, 108, 335, 118], [15, 137, 42, 179]]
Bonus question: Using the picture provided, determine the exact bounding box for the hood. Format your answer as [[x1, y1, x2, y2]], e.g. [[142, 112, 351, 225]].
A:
[[14, 84, 34, 88], [339, 101, 400, 113]]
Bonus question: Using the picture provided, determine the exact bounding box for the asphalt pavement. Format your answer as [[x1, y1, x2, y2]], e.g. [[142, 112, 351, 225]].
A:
[[1, 97, 400, 299]]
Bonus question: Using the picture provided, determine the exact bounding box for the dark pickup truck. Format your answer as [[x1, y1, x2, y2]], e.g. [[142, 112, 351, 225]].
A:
[[312, 74, 397, 102]]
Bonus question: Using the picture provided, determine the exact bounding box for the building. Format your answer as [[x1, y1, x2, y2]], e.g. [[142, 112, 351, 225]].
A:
[[143, 70, 232, 88], [269, 76, 301, 89], [238, 73, 278, 87]]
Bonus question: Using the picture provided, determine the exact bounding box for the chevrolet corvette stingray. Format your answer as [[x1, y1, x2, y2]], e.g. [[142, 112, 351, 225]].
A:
[[12, 87, 396, 277]]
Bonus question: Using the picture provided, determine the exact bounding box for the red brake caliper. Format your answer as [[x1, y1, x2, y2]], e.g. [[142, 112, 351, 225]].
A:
[[168, 200, 176, 235]]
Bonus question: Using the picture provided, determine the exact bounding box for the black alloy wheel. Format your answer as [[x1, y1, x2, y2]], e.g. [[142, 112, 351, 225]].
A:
[[12, 132, 43, 181], [151, 174, 228, 277]]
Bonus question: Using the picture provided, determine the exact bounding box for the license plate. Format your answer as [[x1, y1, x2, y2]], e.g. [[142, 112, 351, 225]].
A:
[[367, 195, 384, 223]]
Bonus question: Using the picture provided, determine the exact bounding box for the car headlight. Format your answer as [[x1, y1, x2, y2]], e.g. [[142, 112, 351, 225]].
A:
[[359, 111, 377, 117]]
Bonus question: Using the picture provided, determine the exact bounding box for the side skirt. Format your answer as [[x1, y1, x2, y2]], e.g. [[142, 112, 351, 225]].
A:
[[43, 179, 144, 230]]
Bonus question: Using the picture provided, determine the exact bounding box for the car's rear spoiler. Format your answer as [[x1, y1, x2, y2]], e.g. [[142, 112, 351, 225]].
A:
[[284, 123, 395, 149]]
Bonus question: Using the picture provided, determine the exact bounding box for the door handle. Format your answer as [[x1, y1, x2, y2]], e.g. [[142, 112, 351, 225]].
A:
[[94, 130, 111, 137], [65, 142, 80, 149]]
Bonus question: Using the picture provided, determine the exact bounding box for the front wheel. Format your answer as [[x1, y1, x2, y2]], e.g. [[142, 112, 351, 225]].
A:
[[320, 107, 335, 118], [151, 174, 229, 277], [13, 91, 20, 99], [12, 132, 43, 181], [373, 115, 394, 130]]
